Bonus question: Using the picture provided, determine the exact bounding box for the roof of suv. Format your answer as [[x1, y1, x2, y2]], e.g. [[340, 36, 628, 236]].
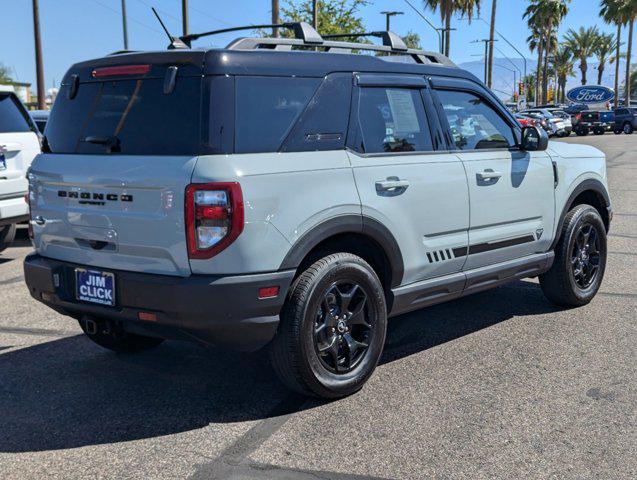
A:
[[62, 22, 478, 85]]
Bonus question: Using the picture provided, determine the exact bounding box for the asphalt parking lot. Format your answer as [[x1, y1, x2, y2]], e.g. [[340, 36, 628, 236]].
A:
[[0, 133, 635, 479]]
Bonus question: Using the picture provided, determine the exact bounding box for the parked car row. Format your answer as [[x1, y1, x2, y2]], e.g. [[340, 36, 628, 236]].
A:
[[513, 104, 637, 137]]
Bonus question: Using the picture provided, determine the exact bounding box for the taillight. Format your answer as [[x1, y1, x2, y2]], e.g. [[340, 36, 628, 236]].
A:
[[575, 113, 582, 121], [185, 183, 244, 259], [92, 64, 150, 78]]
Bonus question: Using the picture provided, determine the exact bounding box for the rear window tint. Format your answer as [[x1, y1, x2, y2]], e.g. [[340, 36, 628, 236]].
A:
[[235, 76, 320, 154], [46, 77, 201, 155], [0, 94, 32, 134]]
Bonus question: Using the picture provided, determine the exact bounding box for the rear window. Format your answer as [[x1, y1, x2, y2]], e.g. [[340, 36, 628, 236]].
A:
[[46, 77, 201, 155], [0, 94, 32, 134], [235, 76, 320, 154]]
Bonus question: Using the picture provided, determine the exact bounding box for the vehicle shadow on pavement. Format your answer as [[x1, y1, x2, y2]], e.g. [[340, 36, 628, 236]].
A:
[[0, 280, 559, 453]]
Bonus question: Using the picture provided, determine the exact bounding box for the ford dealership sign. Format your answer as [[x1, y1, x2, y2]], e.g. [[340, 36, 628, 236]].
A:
[[566, 85, 615, 104]]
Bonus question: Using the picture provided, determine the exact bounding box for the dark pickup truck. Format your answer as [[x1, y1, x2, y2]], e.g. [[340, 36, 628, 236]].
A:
[[574, 111, 606, 136], [613, 107, 637, 134]]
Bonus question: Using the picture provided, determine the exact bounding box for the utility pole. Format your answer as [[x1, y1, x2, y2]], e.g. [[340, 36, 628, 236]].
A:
[[181, 0, 189, 37], [312, 0, 318, 30], [272, 0, 279, 37], [380, 11, 404, 31], [32, 0, 45, 110], [487, 0, 497, 88], [472, 39, 496, 84], [120, 0, 129, 50]]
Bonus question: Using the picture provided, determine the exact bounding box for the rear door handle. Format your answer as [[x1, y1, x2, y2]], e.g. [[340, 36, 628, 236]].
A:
[[375, 177, 410, 192], [476, 169, 502, 181]]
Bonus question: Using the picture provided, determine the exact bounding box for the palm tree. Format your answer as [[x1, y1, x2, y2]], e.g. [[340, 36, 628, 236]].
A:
[[564, 26, 602, 85], [601, 0, 628, 106], [624, 1, 637, 103], [524, 0, 569, 104], [423, 0, 481, 57], [526, 27, 544, 105], [595, 32, 617, 84], [554, 45, 575, 103]]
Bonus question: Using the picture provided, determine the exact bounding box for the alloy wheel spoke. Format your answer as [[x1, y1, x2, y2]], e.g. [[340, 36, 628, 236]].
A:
[[343, 333, 368, 368]]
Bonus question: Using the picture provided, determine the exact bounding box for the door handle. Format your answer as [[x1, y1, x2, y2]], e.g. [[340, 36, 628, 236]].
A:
[[375, 177, 410, 192], [476, 169, 502, 181]]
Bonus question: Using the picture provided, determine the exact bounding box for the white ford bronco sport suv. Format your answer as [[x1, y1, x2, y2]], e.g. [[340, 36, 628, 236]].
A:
[[0, 92, 41, 252], [24, 24, 611, 398]]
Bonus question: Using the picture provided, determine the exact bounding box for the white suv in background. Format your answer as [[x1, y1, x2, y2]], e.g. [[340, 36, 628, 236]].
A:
[[0, 92, 41, 252]]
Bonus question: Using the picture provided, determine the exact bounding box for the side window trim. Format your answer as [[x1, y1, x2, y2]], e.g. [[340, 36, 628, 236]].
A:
[[431, 86, 520, 151]]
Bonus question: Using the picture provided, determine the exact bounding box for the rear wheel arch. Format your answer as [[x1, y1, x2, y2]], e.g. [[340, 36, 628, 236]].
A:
[[279, 215, 404, 298], [551, 179, 610, 251]]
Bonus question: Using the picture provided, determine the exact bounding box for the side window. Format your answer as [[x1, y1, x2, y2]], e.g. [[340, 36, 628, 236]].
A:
[[235, 76, 320, 154], [357, 87, 433, 154], [0, 94, 32, 134], [437, 90, 515, 150]]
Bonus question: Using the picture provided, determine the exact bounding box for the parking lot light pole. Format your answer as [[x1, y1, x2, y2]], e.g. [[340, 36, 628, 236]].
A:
[[381, 11, 404, 31], [32, 0, 46, 110], [121, 0, 129, 50], [181, 0, 189, 36]]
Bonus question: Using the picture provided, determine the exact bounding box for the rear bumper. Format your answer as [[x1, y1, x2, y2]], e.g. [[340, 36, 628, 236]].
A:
[[0, 194, 28, 225], [23, 253, 295, 351]]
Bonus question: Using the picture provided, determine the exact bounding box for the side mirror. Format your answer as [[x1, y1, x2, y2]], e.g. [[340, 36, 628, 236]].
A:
[[521, 126, 548, 151]]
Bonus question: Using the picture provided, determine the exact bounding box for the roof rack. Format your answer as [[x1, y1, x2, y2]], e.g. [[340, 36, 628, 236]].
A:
[[180, 22, 322, 47], [322, 31, 409, 52], [178, 20, 455, 67]]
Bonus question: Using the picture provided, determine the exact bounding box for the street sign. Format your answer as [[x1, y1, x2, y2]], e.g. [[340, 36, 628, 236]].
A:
[[566, 85, 615, 104]]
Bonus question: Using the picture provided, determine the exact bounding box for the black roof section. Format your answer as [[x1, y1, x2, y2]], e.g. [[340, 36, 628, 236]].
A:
[[62, 22, 481, 85]]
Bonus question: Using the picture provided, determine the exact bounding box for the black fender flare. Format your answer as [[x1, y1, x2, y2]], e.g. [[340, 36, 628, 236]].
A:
[[550, 178, 611, 250], [279, 215, 404, 288]]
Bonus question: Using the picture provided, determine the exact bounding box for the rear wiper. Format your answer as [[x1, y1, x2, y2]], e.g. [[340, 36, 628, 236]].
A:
[[82, 135, 121, 153]]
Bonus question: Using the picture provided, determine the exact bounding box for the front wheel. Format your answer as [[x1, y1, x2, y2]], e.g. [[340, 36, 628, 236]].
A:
[[540, 205, 607, 307], [623, 122, 634, 134], [575, 127, 589, 136], [0, 224, 17, 253], [593, 127, 605, 135], [270, 253, 387, 398]]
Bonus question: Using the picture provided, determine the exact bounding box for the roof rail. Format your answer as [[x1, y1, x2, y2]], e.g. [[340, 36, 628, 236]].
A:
[[225, 36, 455, 67], [180, 22, 323, 47], [322, 31, 408, 52]]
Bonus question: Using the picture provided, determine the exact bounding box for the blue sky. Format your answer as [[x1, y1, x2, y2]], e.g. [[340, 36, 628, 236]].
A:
[[2, 0, 628, 93]]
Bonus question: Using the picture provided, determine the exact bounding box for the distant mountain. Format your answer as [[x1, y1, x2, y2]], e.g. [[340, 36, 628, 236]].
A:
[[457, 57, 627, 100]]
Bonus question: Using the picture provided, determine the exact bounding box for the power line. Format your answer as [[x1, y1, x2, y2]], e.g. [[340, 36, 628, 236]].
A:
[[89, 0, 164, 37]]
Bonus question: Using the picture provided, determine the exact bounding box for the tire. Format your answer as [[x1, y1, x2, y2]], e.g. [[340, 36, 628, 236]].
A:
[[575, 127, 589, 136], [623, 122, 634, 134], [593, 127, 605, 135], [270, 253, 387, 399], [78, 316, 164, 353], [614, 127, 623, 134], [540, 204, 607, 307], [0, 224, 17, 253]]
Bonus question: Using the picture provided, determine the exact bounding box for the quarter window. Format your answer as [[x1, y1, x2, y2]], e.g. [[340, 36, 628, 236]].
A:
[[235, 76, 320, 154], [437, 90, 515, 150], [357, 87, 433, 154], [0, 94, 32, 134]]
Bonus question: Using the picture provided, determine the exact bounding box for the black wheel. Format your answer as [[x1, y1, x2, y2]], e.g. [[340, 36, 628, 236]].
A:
[[593, 127, 605, 135], [270, 253, 387, 398], [575, 127, 589, 136], [613, 127, 623, 134], [623, 122, 634, 134], [540, 205, 607, 307], [0, 224, 17, 253], [79, 316, 164, 353]]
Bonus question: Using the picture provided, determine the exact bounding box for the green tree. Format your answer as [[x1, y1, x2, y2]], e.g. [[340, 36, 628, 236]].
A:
[[402, 31, 422, 49], [564, 26, 602, 85], [601, 0, 626, 106], [554, 44, 575, 103], [278, 0, 369, 36], [594, 32, 618, 85], [423, 0, 481, 57], [0, 63, 13, 84], [524, 0, 569, 104]]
